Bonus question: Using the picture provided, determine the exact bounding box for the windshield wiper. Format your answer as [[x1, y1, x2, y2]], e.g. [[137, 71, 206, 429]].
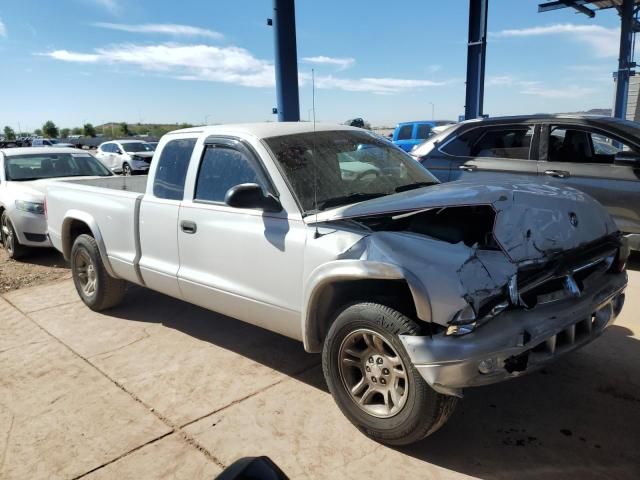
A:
[[319, 192, 387, 210], [395, 181, 437, 193]]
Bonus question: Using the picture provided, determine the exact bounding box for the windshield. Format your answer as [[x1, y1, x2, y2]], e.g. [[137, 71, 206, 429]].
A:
[[122, 142, 153, 153], [4, 152, 112, 181], [264, 130, 439, 213]]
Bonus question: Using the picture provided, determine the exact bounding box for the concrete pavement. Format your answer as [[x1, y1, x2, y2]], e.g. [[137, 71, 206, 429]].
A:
[[1, 270, 639, 479]]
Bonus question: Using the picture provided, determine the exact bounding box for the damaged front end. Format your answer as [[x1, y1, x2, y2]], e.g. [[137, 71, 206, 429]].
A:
[[320, 181, 629, 396]]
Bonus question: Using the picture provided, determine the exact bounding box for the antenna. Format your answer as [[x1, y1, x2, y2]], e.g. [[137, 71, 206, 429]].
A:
[[312, 68, 320, 239]]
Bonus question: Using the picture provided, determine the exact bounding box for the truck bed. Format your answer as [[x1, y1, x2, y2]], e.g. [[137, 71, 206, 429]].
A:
[[59, 175, 148, 194]]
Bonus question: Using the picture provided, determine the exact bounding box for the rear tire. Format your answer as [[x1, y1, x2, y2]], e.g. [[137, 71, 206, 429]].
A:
[[1, 211, 28, 260], [322, 302, 457, 446], [71, 234, 126, 311]]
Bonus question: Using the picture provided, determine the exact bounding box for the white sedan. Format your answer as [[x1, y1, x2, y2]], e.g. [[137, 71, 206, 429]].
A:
[[94, 140, 154, 175], [0, 147, 112, 259]]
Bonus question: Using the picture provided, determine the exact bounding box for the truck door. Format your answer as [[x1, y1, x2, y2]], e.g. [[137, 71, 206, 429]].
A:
[[177, 137, 305, 340], [539, 124, 640, 235], [138, 136, 197, 298]]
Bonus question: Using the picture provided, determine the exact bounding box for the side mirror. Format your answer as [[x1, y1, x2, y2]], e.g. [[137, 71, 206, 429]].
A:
[[115, 149, 123, 154], [614, 151, 640, 167], [224, 183, 282, 212]]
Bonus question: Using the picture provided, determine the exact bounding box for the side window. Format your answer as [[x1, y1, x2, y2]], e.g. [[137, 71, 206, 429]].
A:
[[415, 124, 432, 140], [153, 138, 197, 200], [397, 125, 414, 140], [194, 146, 262, 203], [440, 130, 476, 157], [471, 127, 534, 159], [102, 144, 111, 153], [548, 127, 637, 164]]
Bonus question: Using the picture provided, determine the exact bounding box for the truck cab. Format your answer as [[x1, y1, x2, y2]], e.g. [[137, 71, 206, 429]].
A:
[[392, 121, 436, 152]]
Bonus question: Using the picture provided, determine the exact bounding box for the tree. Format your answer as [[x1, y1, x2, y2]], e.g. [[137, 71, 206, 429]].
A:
[[120, 122, 130, 136], [3, 126, 16, 140], [83, 123, 96, 137], [60, 128, 70, 139], [42, 120, 59, 138], [33, 128, 43, 136], [71, 127, 82, 135]]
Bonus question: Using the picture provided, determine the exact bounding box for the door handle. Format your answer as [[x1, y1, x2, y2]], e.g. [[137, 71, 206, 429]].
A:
[[458, 164, 477, 172], [544, 169, 570, 179], [180, 220, 197, 234]]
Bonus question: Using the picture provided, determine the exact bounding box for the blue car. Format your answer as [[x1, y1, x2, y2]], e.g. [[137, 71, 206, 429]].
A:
[[392, 121, 436, 152]]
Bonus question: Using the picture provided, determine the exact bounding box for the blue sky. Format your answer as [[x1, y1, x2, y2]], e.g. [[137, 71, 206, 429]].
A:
[[0, 0, 626, 131]]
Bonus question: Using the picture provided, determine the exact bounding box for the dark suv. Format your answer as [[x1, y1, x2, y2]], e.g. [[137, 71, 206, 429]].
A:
[[411, 115, 640, 249]]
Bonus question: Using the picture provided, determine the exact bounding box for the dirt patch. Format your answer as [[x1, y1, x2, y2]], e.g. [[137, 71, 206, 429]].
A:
[[0, 247, 70, 293]]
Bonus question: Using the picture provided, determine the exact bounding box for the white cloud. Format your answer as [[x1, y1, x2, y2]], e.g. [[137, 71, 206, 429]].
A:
[[0, 18, 7, 38], [486, 75, 515, 86], [93, 22, 223, 39], [302, 56, 355, 70], [520, 85, 595, 99], [40, 43, 450, 94], [86, 0, 120, 13], [314, 75, 448, 94], [492, 23, 619, 58]]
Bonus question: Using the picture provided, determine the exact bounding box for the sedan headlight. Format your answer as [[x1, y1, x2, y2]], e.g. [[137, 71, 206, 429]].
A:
[[15, 200, 45, 215]]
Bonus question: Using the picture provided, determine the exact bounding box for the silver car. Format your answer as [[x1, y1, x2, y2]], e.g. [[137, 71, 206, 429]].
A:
[[0, 147, 112, 259]]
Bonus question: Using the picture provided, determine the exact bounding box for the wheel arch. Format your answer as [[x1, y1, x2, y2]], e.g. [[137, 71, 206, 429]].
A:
[[302, 260, 432, 353], [61, 211, 117, 277]]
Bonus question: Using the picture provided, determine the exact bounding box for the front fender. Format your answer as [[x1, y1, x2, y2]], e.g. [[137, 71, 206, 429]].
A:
[[302, 260, 432, 352], [61, 210, 117, 278]]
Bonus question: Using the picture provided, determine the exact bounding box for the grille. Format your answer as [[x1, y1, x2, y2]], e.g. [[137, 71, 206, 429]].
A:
[[529, 306, 612, 362]]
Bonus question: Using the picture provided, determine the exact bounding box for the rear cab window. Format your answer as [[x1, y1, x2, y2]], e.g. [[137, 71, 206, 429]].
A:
[[153, 138, 197, 200], [396, 124, 414, 140]]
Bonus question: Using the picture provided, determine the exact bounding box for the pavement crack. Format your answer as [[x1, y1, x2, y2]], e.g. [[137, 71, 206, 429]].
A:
[[179, 362, 321, 430], [87, 329, 151, 360], [71, 430, 174, 479]]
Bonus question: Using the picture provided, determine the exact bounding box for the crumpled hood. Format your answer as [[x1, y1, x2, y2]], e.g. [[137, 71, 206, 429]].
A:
[[314, 179, 618, 263]]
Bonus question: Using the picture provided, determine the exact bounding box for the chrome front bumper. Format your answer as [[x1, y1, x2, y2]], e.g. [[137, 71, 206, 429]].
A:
[[400, 272, 627, 397]]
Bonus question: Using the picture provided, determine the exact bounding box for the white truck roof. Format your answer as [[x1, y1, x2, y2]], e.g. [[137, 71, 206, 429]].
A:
[[168, 122, 362, 140]]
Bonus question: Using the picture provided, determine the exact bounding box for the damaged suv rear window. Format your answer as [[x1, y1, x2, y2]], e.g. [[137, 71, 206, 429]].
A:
[[264, 130, 438, 212]]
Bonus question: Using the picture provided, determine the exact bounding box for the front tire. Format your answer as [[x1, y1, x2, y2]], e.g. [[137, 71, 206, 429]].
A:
[[122, 163, 132, 176], [71, 234, 126, 311], [322, 303, 457, 446], [1, 211, 28, 260]]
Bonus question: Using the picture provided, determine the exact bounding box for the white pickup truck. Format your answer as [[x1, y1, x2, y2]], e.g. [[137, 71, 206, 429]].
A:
[[46, 123, 628, 445]]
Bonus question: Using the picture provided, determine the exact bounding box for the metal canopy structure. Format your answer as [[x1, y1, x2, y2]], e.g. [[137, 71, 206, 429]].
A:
[[269, 0, 640, 122], [539, 0, 640, 119], [464, 0, 489, 120]]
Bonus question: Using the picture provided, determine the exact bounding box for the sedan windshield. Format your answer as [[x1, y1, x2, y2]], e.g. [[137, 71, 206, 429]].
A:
[[4, 152, 112, 181], [122, 142, 153, 153], [264, 130, 438, 213]]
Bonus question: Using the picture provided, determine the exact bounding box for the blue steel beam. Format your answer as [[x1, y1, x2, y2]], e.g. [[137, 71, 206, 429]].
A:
[[272, 0, 300, 122], [614, 0, 635, 119], [465, 0, 489, 120]]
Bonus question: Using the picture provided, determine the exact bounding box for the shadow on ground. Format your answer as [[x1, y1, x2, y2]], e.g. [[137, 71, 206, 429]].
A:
[[106, 285, 323, 388], [100, 283, 640, 479]]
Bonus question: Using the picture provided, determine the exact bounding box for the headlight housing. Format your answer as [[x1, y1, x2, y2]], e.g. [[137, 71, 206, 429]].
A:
[[15, 200, 45, 215], [446, 299, 509, 336]]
